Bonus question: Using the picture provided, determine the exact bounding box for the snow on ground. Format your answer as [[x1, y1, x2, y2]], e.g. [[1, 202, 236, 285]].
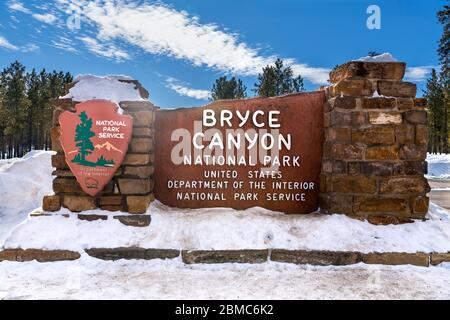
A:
[[61, 75, 146, 104], [427, 153, 450, 180], [4, 201, 450, 253], [1, 151, 450, 253], [356, 53, 397, 62], [0, 151, 54, 246], [1, 255, 450, 300]]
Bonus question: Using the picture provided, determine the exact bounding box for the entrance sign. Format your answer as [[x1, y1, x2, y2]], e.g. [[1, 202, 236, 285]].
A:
[[154, 92, 325, 214], [59, 100, 133, 196]]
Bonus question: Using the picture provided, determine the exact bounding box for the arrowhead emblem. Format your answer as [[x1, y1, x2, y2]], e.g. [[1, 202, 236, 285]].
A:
[[59, 100, 133, 197]]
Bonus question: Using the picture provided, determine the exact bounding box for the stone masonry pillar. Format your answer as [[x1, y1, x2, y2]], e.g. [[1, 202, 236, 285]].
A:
[[43, 81, 156, 215], [319, 60, 431, 224]]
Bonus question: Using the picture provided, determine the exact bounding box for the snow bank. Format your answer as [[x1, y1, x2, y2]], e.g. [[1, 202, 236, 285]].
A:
[[4, 200, 450, 253], [61, 75, 146, 104], [427, 153, 450, 180], [1, 150, 449, 254], [356, 53, 398, 62], [0, 151, 54, 246], [1, 256, 450, 299]]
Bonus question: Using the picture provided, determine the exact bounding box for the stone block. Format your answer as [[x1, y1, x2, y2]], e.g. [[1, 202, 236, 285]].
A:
[[327, 127, 351, 142], [330, 96, 357, 109], [404, 110, 427, 124], [351, 111, 367, 125], [396, 98, 414, 110], [399, 144, 427, 160], [119, 101, 155, 112], [368, 112, 402, 125], [123, 166, 154, 179], [50, 126, 62, 152], [132, 127, 153, 137], [367, 215, 413, 225], [332, 77, 374, 97], [51, 154, 69, 169], [360, 162, 393, 176], [362, 97, 396, 109], [347, 162, 360, 175], [395, 124, 414, 144], [126, 111, 154, 127], [377, 81, 416, 98], [430, 253, 450, 266], [53, 177, 83, 194], [126, 194, 154, 214], [404, 161, 427, 175], [329, 61, 406, 83], [330, 194, 354, 215], [100, 205, 123, 212], [366, 145, 398, 160], [42, 195, 61, 212], [62, 195, 96, 212], [123, 154, 151, 166], [129, 138, 153, 153], [114, 215, 151, 227], [352, 127, 395, 145], [85, 248, 180, 261], [182, 250, 268, 264], [355, 197, 408, 213], [330, 143, 364, 160], [99, 196, 122, 206], [78, 214, 108, 221], [118, 179, 153, 195], [379, 177, 430, 194], [415, 125, 428, 145], [270, 249, 362, 266], [0, 249, 80, 262], [332, 176, 377, 194], [362, 252, 429, 267], [330, 110, 352, 126]]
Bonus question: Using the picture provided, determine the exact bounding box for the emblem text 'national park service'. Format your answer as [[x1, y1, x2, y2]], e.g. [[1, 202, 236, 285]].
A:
[[59, 100, 133, 196]]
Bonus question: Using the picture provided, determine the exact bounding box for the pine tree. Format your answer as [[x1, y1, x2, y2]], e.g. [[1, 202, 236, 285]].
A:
[[74, 111, 95, 164], [424, 69, 445, 153], [437, 3, 449, 153], [211, 76, 247, 100], [0, 61, 30, 158], [254, 58, 305, 97]]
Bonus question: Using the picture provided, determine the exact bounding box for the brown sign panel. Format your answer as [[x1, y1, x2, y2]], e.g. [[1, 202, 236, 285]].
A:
[[59, 100, 133, 197], [154, 92, 325, 214]]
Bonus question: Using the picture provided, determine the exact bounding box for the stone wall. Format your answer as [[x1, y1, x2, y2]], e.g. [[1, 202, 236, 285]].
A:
[[43, 83, 156, 214], [319, 61, 430, 224]]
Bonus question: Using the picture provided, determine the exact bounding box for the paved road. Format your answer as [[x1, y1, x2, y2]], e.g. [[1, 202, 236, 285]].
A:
[[429, 179, 450, 210]]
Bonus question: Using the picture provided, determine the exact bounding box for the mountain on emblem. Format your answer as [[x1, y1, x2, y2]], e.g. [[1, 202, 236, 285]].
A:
[[95, 141, 123, 154], [59, 100, 133, 197]]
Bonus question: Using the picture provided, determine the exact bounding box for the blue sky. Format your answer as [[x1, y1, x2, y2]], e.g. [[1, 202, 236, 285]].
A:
[[0, 0, 445, 108]]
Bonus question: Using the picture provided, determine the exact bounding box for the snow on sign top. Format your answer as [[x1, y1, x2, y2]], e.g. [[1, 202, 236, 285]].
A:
[[61, 75, 147, 104], [355, 52, 398, 62]]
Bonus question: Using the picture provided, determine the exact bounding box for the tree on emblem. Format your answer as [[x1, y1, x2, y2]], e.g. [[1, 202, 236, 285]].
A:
[[72, 111, 95, 165], [72, 111, 115, 167]]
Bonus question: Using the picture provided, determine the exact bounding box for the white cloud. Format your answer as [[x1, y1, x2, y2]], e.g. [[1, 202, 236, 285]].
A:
[[8, 1, 58, 24], [8, 1, 30, 13], [405, 66, 435, 82], [79, 36, 130, 61], [32, 13, 58, 24], [21, 43, 39, 53], [166, 77, 211, 100], [55, 0, 329, 84], [52, 37, 79, 53], [0, 36, 19, 50]]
